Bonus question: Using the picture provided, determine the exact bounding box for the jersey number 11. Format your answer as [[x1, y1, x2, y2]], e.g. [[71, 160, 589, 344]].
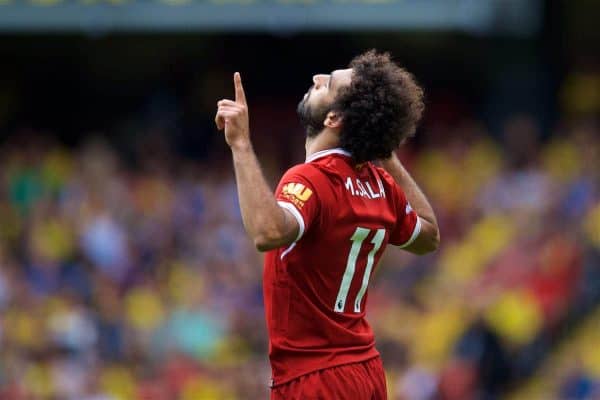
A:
[[334, 227, 386, 313]]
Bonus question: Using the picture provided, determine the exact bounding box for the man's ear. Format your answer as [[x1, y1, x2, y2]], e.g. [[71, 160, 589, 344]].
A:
[[324, 111, 343, 129]]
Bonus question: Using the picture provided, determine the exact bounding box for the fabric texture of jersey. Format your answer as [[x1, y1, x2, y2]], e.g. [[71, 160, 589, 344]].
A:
[[264, 148, 420, 386], [270, 356, 387, 400]]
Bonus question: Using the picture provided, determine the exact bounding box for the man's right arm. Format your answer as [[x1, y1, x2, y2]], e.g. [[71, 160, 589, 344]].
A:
[[381, 152, 440, 255], [216, 73, 299, 252]]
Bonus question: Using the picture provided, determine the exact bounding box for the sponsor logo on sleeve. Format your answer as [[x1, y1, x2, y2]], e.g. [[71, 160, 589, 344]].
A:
[[405, 203, 413, 214], [281, 182, 313, 208]]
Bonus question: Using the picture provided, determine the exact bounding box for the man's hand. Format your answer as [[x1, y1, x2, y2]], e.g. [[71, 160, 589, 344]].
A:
[[215, 72, 299, 252], [215, 72, 250, 151]]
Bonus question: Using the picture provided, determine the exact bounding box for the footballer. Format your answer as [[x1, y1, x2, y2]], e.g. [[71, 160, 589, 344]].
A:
[[215, 50, 440, 400]]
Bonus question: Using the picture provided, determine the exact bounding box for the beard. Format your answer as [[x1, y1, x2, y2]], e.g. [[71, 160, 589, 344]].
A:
[[297, 92, 331, 138]]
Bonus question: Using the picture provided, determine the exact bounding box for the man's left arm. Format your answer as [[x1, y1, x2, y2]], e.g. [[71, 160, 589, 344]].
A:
[[215, 73, 299, 251], [381, 152, 440, 254]]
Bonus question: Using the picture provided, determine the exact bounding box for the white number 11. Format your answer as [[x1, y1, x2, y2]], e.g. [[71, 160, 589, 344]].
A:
[[334, 227, 386, 313]]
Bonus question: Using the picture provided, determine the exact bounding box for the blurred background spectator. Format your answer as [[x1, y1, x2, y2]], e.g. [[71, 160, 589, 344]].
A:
[[0, 0, 598, 399]]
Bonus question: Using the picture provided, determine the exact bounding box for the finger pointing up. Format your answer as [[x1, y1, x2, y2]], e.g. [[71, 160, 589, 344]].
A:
[[234, 72, 246, 105]]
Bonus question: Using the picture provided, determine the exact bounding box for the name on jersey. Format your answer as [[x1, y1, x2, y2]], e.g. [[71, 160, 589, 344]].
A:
[[281, 182, 313, 208], [345, 177, 386, 199]]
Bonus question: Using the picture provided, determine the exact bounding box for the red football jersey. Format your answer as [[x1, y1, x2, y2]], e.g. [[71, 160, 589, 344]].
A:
[[264, 148, 421, 387]]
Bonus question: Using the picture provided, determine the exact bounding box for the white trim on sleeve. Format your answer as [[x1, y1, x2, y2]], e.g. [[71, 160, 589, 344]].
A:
[[280, 242, 297, 260], [277, 201, 305, 243], [397, 216, 422, 249]]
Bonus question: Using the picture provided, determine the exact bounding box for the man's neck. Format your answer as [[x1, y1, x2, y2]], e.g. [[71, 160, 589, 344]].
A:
[[305, 129, 340, 160]]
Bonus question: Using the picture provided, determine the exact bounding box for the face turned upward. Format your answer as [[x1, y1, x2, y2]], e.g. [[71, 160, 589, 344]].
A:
[[299, 50, 425, 163], [297, 68, 353, 138]]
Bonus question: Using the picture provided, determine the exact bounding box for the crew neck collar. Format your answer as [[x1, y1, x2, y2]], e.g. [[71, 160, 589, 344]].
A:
[[305, 148, 351, 163]]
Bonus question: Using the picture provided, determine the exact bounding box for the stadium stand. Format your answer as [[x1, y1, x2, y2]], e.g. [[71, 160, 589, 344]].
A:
[[0, 110, 596, 399]]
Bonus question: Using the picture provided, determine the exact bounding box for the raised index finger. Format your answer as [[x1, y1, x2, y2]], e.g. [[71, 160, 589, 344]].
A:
[[234, 72, 246, 105]]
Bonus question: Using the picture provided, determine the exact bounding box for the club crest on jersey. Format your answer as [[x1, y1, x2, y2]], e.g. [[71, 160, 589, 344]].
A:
[[281, 182, 313, 208]]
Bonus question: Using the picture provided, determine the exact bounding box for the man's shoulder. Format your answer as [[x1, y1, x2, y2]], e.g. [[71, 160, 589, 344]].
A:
[[370, 164, 394, 183], [284, 162, 316, 176], [283, 161, 334, 183], [368, 164, 404, 196]]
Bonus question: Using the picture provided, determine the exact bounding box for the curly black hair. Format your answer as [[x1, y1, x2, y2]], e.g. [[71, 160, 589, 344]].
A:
[[333, 50, 425, 163]]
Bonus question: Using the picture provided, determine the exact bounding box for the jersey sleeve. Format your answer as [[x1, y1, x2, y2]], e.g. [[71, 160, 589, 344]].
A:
[[387, 177, 422, 248], [275, 164, 321, 243]]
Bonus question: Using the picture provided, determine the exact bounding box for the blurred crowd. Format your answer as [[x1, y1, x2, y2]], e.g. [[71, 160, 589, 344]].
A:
[[0, 109, 598, 399], [380, 115, 599, 400], [0, 132, 268, 399]]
